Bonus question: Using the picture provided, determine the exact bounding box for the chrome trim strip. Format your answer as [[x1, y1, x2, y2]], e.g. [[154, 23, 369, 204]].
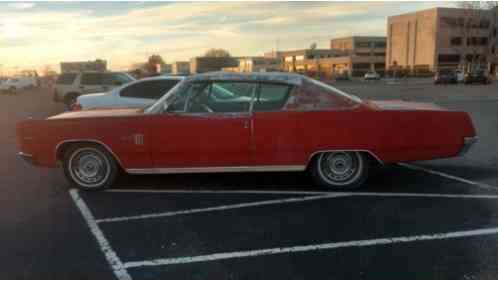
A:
[[308, 150, 384, 165], [126, 165, 306, 175], [18, 151, 34, 164], [54, 139, 124, 167], [458, 136, 479, 156]]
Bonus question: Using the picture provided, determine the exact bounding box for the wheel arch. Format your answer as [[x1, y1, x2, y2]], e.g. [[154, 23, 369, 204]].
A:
[[55, 139, 124, 169], [306, 150, 383, 169]]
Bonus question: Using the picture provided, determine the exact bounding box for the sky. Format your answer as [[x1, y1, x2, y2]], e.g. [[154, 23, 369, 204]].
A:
[[0, 1, 455, 74]]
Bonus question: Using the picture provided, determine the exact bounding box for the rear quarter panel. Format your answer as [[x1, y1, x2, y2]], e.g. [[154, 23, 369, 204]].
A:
[[296, 109, 475, 164]]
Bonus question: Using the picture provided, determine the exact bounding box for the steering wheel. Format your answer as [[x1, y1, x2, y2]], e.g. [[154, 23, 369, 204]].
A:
[[201, 104, 214, 113]]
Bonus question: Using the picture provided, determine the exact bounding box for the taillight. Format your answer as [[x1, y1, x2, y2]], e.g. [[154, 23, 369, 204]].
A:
[[71, 103, 82, 111]]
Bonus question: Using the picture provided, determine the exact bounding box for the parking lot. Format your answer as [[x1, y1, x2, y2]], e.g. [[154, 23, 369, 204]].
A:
[[3, 81, 498, 279]]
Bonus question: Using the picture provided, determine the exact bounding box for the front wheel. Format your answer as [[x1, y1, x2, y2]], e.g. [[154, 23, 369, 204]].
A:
[[310, 151, 369, 190], [63, 144, 119, 191]]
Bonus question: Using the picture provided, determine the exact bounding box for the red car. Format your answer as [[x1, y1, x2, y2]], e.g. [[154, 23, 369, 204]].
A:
[[16, 72, 478, 191]]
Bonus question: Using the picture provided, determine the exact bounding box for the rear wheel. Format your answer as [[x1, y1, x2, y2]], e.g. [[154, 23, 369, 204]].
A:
[[311, 151, 369, 190], [63, 144, 118, 191]]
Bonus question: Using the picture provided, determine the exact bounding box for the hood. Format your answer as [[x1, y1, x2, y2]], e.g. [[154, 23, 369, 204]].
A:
[[367, 100, 445, 111], [48, 108, 143, 120]]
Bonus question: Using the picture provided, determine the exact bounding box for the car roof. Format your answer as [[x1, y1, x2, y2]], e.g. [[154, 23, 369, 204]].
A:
[[185, 71, 303, 85], [135, 75, 185, 82]]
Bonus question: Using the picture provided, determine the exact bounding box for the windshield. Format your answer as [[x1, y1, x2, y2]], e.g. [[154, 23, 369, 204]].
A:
[[144, 79, 187, 113]]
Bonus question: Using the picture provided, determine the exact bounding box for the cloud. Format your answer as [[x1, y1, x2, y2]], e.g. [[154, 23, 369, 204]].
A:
[[7, 2, 35, 10], [0, 2, 446, 72]]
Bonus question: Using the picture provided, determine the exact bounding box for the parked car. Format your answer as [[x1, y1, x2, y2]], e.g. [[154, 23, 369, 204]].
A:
[[0, 76, 38, 94], [364, 71, 381, 81], [464, 70, 490, 84], [16, 72, 477, 191], [53, 72, 135, 106], [434, 69, 458, 84], [334, 73, 351, 81], [455, 70, 465, 83], [73, 76, 184, 110]]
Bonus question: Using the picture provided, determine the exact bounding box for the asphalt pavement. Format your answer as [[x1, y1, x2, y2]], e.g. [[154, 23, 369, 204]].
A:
[[2, 82, 498, 279]]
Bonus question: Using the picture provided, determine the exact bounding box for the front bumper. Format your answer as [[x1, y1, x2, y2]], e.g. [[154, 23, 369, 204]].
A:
[[18, 151, 36, 165], [458, 136, 479, 156]]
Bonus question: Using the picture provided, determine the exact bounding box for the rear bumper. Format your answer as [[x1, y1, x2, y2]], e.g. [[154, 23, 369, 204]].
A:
[[18, 151, 36, 165], [458, 136, 478, 156]]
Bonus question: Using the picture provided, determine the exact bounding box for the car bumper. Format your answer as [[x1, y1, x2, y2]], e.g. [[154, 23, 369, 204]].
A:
[[18, 151, 36, 165], [458, 136, 479, 156]]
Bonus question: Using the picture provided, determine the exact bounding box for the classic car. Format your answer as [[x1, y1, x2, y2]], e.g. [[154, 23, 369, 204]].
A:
[[16, 72, 478, 191]]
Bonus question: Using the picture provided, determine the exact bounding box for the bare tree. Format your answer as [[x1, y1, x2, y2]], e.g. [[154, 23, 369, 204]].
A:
[[454, 1, 495, 71], [203, 48, 231, 58], [146, 54, 165, 75]]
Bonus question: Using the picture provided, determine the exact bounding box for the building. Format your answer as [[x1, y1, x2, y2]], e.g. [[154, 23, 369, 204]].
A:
[[189, 57, 239, 74], [171, 61, 190, 75], [238, 57, 281, 72], [278, 38, 386, 78], [387, 7, 498, 74], [329, 36, 387, 76], [280, 49, 342, 73], [60, 59, 107, 73]]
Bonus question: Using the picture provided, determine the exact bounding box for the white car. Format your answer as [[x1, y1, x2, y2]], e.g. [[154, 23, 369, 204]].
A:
[[73, 76, 184, 110], [364, 71, 381, 81], [0, 77, 38, 94]]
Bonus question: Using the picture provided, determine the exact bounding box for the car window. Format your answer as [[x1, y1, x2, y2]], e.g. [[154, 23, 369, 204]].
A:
[[120, 80, 180, 100], [187, 81, 256, 113], [81, 73, 103, 85], [103, 73, 134, 86], [286, 78, 360, 111], [167, 82, 208, 112], [253, 83, 292, 112], [56, 73, 77, 85]]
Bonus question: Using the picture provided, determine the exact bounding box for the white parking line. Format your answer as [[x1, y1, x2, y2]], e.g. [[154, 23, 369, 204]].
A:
[[95, 193, 350, 223], [399, 163, 498, 191], [123, 225, 498, 269], [69, 189, 131, 280], [104, 188, 325, 195]]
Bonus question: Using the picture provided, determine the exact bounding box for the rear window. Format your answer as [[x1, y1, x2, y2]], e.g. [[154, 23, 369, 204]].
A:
[[56, 73, 77, 85], [285, 78, 360, 111]]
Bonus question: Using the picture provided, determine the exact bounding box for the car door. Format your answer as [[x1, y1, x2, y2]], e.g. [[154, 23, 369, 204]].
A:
[[251, 83, 302, 166], [148, 81, 255, 168], [80, 73, 106, 94], [119, 79, 180, 108]]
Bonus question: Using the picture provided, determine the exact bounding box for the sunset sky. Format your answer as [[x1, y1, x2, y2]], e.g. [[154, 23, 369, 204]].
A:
[[0, 1, 454, 74]]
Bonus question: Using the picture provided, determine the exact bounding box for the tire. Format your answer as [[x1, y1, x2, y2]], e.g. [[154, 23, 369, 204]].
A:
[[63, 144, 118, 191], [310, 151, 369, 190]]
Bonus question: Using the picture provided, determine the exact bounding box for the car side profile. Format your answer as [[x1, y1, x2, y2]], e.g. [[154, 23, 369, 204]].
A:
[[73, 76, 184, 110], [0, 76, 38, 94], [53, 71, 136, 106], [17, 72, 478, 191]]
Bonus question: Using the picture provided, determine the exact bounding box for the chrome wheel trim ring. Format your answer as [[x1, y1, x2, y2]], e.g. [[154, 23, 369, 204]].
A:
[[317, 152, 363, 187], [68, 147, 111, 189]]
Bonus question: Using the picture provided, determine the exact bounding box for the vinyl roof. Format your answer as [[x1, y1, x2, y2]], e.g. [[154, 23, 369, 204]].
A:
[[185, 71, 304, 85]]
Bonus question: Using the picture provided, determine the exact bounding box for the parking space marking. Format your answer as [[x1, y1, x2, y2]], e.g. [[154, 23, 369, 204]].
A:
[[69, 189, 131, 280], [95, 193, 350, 223], [399, 163, 498, 191], [123, 225, 498, 269], [105, 188, 324, 195]]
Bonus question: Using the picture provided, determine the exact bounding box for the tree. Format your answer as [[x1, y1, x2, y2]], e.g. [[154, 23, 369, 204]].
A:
[[203, 48, 231, 58], [146, 54, 165, 75], [453, 1, 496, 72], [41, 65, 56, 77]]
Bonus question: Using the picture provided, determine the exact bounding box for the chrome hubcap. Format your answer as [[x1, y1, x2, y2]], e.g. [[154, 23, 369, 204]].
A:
[[70, 149, 110, 187], [320, 152, 358, 182]]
